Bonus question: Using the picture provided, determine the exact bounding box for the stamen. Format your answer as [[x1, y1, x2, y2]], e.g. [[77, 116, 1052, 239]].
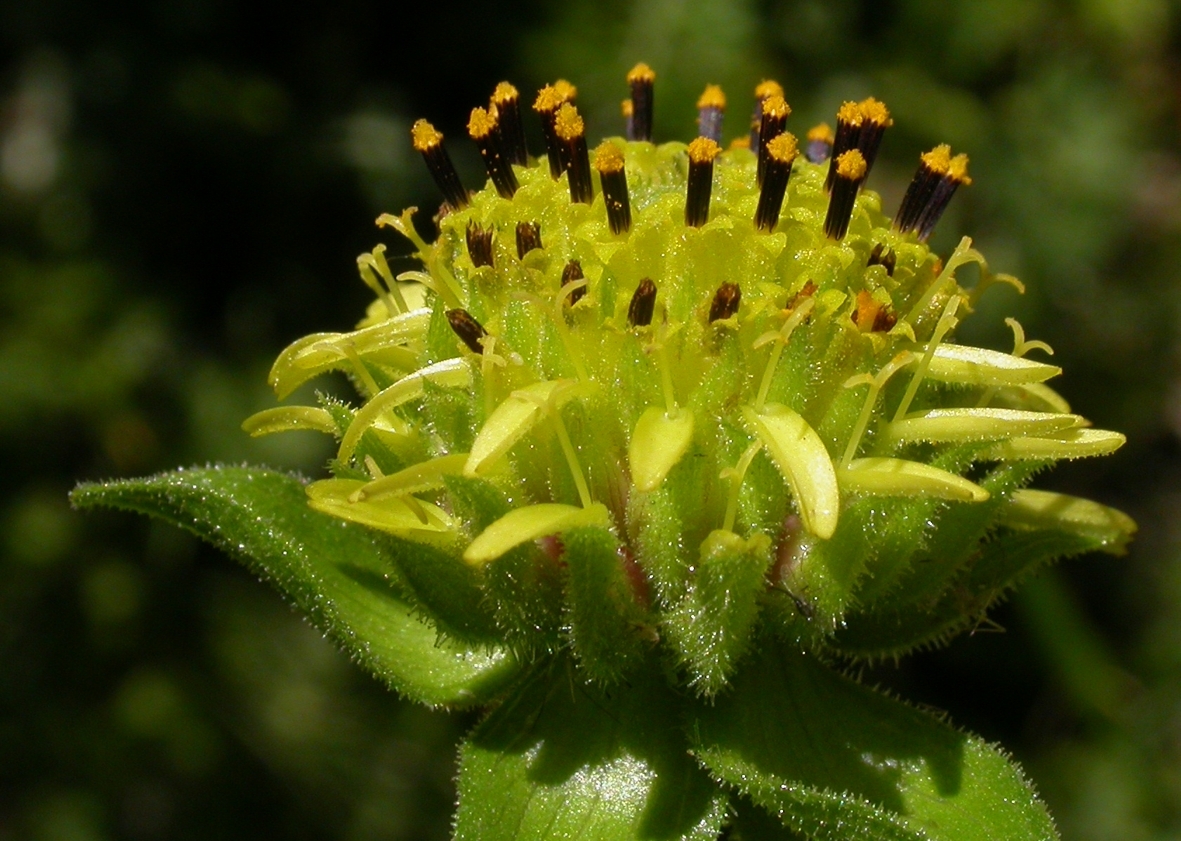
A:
[[916, 153, 971, 242], [467, 106, 518, 199], [867, 243, 896, 276], [627, 62, 656, 142], [533, 85, 570, 179], [515, 221, 542, 259], [685, 137, 721, 227], [754, 132, 799, 232], [491, 82, 528, 166], [465, 221, 494, 268], [562, 259, 586, 307], [805, 123, 834, 164], [593, 141, 631, 235], [893, 145, 951, 234], [756, 95, 791, 188], [628, 277, 657, 327], [824, 149, 866, 240], [696, 84, 726, 143], [708, 282, 741, 322], [621, 99, 634, 140], [410, 119, 469, 210], [825, 101, 863, 192], [447, 308, 488, 355], [749, 79, 784, 149], [554, 102, 593, 204], [855, 97, 891, 179]]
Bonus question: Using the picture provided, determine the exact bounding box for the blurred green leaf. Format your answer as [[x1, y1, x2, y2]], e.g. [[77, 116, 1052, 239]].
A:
[[690, 640, 1058, 840], [71, 466, 518, 707]]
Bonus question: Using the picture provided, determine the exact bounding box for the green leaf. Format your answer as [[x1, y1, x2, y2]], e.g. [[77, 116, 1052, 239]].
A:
[[690, 641, 1058, 841], [454, 660, 728, 841], [71, 467, 517, 708]]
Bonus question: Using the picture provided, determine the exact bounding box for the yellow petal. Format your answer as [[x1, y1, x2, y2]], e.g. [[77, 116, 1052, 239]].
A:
[[464, 380, 572, 476], [354, 453, 470, 500], [741, 403, 839, 539], [837, 458, 989, 502], [887, 408, 1085, 443], [926, 344, 1061, 386], [268, 307, 431, 399], [463, 503, 610, 566], [241, 406, 338, 438], [306, 478, 456, 543], [987, 429, 1126, 461], [629, 407, 695, 492], [339, 358, 471, 463], [1001, 489, 1137, 552]]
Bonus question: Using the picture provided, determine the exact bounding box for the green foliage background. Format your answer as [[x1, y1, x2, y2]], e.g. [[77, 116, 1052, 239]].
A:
[[2, 0, 1177, 837]]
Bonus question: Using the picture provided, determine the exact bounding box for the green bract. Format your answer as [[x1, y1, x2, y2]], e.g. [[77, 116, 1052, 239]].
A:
[[74, 72, 1137, 840]]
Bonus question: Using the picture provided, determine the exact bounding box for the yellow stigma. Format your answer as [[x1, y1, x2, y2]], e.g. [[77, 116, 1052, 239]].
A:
[[837, 101, 863, 127], [492, 81, 518, 105], [553, 102, 585, 141], [766, 132, 799, 164], [696, 84, 726, 110], [627, 62, 656, 84], [533, 85, 565, 114], [948, 153, 972, 184], [688, 136, 722, 164], [835, 148, 867, 180], [621, 99, 634, 118], [553, 79, 577, 102], [806, 123, 834, 144], [921, 144, 953, 174], [411, 118, 443, 152], [754, 79, 784, 100], [761, 94, 791, 120], [858, 97, 892, 126], [467, 106, 498, 140], [593, 141, 625, 173]]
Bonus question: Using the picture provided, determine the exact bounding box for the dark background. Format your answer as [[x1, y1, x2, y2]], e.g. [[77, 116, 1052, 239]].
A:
[[3, 0, 1179, 838]]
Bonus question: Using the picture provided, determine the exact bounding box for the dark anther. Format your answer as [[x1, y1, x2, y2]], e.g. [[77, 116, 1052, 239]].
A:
[[491, 82, 528, 166], [627, 63, 655, 142], [685, 137, 721, 228], [894, 145, 951, 234], [516, 221, 542, 259], [533, 85, 573, 179], [824, 149, 866, 240], [447, 308, 488, 354], [467, 106, 518, 199], [825, 101, 863, 192], [852, 290, 896, 333], [709, 282, 741, 322], [411, 119, 469, 210], [466, 222, 495, 268], [749, 80, 784, 150], [867, 243, 896, 276], [594, 141, 631, 235], [804, 123, 834, 164], [915, 154, 970, 242], [755, 133, 798, 233], [628, 277, 657, 327], [562, 260, 586, 306], [855, 97, 891, 180], [756, 94, 791, 188], [696, 84, 725, 143], [554, 103, 593, 204]]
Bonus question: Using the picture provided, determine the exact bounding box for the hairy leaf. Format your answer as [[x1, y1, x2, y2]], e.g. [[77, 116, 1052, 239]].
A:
[[690, 641, 1058, 840], [71, 467, 517, 707]]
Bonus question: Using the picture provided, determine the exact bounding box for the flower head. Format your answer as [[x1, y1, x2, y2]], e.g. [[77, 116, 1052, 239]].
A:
[[245, 68, 1134, 693]]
